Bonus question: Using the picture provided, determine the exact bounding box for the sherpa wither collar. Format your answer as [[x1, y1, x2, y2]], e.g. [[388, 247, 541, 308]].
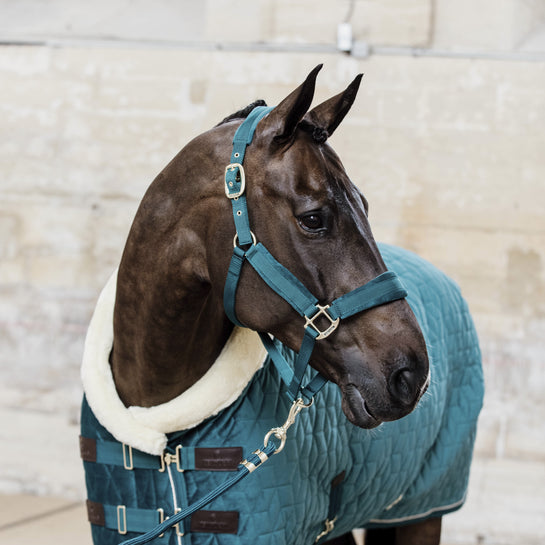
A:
[[81, 270, 267, 455]]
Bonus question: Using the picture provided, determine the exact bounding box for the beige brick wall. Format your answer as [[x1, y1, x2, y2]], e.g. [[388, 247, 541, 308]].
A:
[[434, 0, 545, 52], [1, 2, 544, 507]]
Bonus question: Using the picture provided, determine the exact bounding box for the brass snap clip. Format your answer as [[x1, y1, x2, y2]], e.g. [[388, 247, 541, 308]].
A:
[[263, 398, 313, 454]]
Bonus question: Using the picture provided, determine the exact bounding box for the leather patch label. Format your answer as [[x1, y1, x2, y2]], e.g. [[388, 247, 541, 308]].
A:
[[86, 500, 105, 526], [194, 447, 242, 471], [190, 510, 239, 534], [79, 436, 97, 462]]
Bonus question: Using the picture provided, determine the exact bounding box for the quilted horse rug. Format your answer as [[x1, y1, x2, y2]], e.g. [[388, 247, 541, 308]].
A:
[[80, 243, 484, 545]]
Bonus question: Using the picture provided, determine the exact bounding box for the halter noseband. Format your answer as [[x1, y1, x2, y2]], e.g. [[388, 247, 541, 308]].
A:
[[223, 106, 408, 402]]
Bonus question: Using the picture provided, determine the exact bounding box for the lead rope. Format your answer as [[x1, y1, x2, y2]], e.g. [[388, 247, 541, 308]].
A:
[[118, 398, 312, 545]]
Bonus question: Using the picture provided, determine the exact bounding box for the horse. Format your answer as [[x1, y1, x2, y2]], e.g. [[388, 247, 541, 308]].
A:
[[80, 65, 483, 545]]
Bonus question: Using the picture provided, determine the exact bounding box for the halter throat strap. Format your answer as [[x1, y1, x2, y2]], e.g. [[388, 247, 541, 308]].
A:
[[223, 106, 408, 402]]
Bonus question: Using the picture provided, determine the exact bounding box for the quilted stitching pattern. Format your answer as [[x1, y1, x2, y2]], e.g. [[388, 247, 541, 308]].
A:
[[81, 243, 484, 544]]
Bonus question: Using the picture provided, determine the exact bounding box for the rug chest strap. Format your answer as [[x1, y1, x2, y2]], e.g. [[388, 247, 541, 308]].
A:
[[86, 500, 239, 536], [80, 436, 242, 472]]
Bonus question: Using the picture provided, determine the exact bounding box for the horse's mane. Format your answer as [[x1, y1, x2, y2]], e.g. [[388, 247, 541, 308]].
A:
[[216, 100, 328, 143], [216, 100, 268, 126]]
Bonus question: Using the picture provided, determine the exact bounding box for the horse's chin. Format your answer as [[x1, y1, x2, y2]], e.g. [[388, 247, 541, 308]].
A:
[[340, 383, 382, 429]]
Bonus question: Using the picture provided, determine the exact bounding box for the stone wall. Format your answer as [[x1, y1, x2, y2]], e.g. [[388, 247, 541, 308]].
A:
[[1, 0, 544, 525]]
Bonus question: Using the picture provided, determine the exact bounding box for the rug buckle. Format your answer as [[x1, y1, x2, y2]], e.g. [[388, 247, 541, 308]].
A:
[[117, 505, 127, 535], [159, 445, 183, 473], [174, 507, 184, 537], [122, 443, 133, 470], [315, 516, 337, 542], [157, 508, 165, 538]]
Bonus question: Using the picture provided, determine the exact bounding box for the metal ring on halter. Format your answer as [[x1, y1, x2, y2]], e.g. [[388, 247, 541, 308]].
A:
[[233, 231, 257, 248], [304, 304, 340, 340]]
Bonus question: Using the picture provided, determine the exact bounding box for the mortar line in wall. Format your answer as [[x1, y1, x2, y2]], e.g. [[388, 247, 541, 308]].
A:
[[1, 37, 545, 63]]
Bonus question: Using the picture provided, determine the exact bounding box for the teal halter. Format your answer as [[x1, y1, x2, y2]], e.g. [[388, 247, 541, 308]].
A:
[[223, 106, 408, 402]]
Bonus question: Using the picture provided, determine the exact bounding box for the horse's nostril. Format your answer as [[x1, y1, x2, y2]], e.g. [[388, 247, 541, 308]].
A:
[[389, 368, 419, 407]]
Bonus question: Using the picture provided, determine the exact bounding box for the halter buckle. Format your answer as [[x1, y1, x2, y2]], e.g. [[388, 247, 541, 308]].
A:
[[304, 304, 340, 340], [225, 163, 246, 198]]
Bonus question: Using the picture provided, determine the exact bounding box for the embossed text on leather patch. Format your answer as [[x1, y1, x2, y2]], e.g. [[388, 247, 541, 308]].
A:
[[194, 447, 242, 471], [80, 436, 97, 462], [190, 510, 239, 534]]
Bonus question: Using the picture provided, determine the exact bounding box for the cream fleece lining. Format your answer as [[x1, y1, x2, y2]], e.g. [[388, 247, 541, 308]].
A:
[[81, 270, 267, 455]]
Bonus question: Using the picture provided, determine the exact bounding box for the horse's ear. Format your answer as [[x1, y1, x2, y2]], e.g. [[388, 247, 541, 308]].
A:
[[304, 73, 363, 138], [259, 64, 323, 143]]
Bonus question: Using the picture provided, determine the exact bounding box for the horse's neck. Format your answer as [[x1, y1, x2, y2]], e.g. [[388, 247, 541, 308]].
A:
[[109, 171, 234, 407], [111, 269, 233, 407], [109, 124, 241, 408]]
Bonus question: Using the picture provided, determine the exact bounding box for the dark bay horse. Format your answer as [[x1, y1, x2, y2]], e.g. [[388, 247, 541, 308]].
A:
[[111, 65, 429, 427], [82, 65, 482, 545]]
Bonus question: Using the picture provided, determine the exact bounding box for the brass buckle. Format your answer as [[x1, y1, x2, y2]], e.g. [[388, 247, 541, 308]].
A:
[[122, 444, 133, 470], [225, 163, 246, 198], [304, 304, 340, 340], [159, 445, 183, 473], [315, 516, 338, 542], [174, 508, 184, 537], [157, 508, 165, 538], [117, 505, 127, 535]]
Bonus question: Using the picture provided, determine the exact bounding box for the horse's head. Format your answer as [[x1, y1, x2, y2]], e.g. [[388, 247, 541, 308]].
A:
[[196, 66, 429, 428]]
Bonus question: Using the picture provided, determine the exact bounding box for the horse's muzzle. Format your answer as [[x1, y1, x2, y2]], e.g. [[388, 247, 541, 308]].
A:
[[339, 352, 430, 429]]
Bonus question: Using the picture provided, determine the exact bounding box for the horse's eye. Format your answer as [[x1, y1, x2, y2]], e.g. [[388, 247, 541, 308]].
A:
[[298, 212, 325, 232]]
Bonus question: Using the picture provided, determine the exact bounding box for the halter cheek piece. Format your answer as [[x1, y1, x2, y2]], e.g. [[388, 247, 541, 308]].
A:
[[223, 106, 408, 402]]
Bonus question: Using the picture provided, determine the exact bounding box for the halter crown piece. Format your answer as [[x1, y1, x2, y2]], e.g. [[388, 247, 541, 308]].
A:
[[118, 105, 410, 545], [223, 106, 408, 402]]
